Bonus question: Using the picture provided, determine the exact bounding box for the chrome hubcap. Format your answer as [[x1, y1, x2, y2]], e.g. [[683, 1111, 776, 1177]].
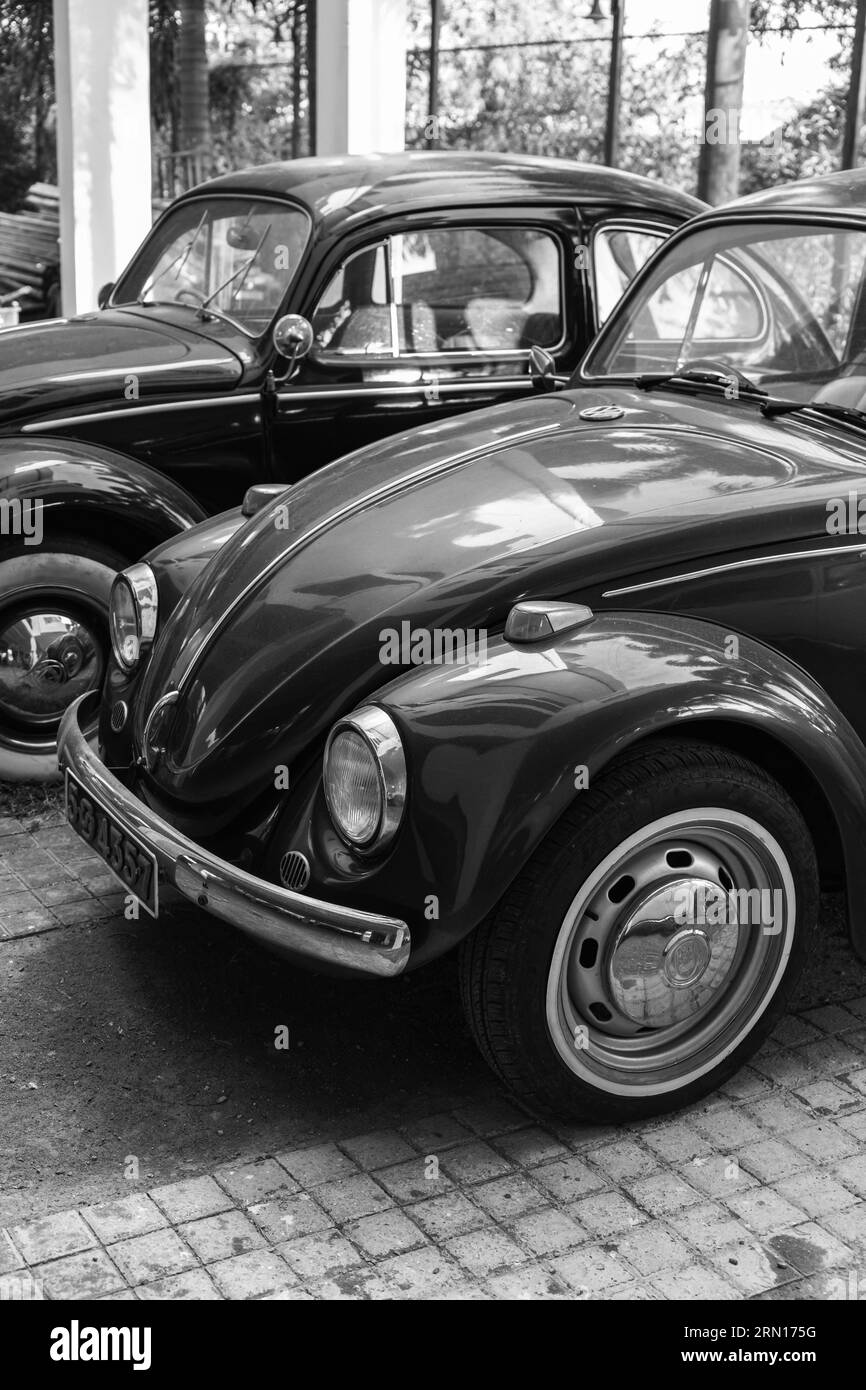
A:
[[606, 877, 739, 1028], [548, 809, 795, 1097], [0, 609, 105, 743]]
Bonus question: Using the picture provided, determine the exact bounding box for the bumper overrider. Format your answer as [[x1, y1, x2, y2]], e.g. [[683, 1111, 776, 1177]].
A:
[[57, 695, 410, 978]]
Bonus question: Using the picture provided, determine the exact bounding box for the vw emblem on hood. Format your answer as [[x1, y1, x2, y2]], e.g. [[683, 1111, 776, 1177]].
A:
[[579, 403, 625, 421]]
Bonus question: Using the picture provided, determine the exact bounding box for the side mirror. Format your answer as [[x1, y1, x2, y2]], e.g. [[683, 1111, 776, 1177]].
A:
[[97, 282, 115, 310], [529, 344, 557, 393], [273, 314, 314, 374]]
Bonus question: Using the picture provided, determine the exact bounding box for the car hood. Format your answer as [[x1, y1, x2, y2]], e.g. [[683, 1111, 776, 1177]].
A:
[[0, 308, 243, 422], [135, 385, 866, 813]]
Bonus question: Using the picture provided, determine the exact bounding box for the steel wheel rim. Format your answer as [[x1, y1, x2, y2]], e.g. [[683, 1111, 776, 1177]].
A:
[[545, 808, 796, 1097]]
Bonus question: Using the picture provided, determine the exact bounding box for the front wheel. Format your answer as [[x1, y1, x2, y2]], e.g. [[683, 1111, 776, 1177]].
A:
[[0, 541, 126, 782], [459, 741, 818, 1122]]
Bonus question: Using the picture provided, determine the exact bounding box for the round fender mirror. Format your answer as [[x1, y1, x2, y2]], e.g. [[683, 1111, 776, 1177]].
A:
[[273, 313, 314, 365]]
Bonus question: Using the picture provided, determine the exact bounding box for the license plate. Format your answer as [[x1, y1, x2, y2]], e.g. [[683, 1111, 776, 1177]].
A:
[[65, 771, 159, 917]]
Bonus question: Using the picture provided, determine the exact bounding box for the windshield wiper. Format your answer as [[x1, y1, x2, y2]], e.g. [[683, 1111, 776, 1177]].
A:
[[199, 224, 271, 315], [635, 365, 768, 399], [760, 397, 866, 429], [139, 211, 207, 303]]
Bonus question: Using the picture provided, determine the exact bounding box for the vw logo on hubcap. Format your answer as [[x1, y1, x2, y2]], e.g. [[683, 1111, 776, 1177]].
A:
[[662, 928, 712, 988]]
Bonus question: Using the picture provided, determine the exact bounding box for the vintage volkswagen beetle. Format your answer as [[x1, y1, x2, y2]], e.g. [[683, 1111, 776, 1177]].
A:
[[0, 151, 700, 781], [59, 168, 866, 1121]]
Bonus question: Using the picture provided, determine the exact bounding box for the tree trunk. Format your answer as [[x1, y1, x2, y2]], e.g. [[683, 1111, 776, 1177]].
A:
[[842, 0, 866, 169], [697, 0, 751, 205], [177, 0, 210, 158], [291, 0, 305, 159]]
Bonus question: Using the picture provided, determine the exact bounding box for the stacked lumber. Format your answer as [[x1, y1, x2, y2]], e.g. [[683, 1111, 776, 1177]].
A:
[[0, 185, 60, 313], [0, 183, 182, 317]]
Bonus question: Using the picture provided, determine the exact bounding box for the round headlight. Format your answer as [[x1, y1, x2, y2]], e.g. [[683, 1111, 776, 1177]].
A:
[[109, 562, 158, 672], [324, 706, 406, 852]]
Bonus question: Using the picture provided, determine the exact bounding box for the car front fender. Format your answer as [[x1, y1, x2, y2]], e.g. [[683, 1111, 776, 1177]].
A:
[[0, 435, 207, 547], [368, 611, 866, 967]]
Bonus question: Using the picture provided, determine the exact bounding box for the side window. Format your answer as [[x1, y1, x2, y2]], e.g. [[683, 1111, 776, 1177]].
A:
[[593, 226, 667, 323], [630, 256, 763, 343], [694, 259, 763, 338], [311, 242, 392, 355], [311, 226, 563, 359]]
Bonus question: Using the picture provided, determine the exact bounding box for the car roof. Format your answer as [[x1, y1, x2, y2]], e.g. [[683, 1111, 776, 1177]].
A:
[[706, 167, 866, 219], [180, 150, 705, 233]]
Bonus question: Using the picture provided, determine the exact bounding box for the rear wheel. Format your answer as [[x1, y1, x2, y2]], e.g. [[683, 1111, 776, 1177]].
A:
[[0, 541, 125, 782], [459, 741, 817, 1122]]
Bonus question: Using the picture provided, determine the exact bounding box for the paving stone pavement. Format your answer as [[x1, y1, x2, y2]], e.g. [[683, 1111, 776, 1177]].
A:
[[1, 1000, 865, 1300], [0, 811, 129, 938], [3, 812, 866, 1299]]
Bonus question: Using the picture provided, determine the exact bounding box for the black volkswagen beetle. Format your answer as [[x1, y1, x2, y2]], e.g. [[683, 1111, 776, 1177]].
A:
[[0, 151, 700, 781], [60, 167, 866, 1122]]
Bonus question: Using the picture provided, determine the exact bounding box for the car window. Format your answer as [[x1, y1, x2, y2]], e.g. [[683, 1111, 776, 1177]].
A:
[[593, 226, 667, 323], [586, 222, 866, 390], [746, 231, 866, 359], [312, 243, 392, 354], [311, 226, 563, 358], [631, 257, 763, 342], [113, 197, 310, 337]]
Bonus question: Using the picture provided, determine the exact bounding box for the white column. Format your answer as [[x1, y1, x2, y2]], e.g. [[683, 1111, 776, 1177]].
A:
[[315, 0, 408, 155], [53, 0, 152, 315]]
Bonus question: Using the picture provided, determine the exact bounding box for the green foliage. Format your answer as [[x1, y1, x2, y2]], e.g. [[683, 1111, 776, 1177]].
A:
[[408, 0, 859, 197], [0, 0, 54, 208]]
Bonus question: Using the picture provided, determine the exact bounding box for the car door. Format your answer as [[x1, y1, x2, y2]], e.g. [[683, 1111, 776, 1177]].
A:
[[268, 208, 582, 482]]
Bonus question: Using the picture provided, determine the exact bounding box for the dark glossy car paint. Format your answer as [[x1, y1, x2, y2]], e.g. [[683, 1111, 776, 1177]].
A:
[[93, 370, 866, 962]]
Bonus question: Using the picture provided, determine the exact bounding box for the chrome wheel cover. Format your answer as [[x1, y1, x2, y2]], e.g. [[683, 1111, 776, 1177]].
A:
[[545, 809, 796, 1097], [0, 607, 105, 750]]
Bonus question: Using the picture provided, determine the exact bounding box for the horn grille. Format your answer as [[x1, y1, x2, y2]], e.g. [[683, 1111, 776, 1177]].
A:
[[279, 850, 311, 892]]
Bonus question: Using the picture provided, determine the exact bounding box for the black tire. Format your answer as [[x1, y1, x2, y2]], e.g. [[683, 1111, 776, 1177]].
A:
[[459, 739, 818, 1123], [0, 540, 126, 782]]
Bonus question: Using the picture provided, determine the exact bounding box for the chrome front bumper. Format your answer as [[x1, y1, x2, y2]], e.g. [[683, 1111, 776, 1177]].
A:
[[57, 696, 410, 978]]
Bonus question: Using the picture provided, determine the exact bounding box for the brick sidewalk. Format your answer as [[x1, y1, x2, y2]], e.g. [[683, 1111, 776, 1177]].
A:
[[2, 1007, 866, 1301], [0, 811, 127, 939], [3, 810, 866, 1300]]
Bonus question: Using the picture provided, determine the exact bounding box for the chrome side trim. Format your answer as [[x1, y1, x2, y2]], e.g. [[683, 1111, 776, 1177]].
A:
[[20, 379, 533, 434], [602, 544, 866, 599], [20, 394, 263, 432], [277, 379, 533, 404], [57, 696, 410, 979]]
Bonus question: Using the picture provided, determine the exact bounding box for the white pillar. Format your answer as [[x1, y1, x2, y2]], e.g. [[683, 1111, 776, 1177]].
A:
[[53, 0, 152, 315], [315, 0, 408, 155]]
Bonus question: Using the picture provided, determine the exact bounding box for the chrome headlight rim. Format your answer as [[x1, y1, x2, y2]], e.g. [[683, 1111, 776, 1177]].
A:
[[109, 561, 158, 673], [323, 705, 407, 854]]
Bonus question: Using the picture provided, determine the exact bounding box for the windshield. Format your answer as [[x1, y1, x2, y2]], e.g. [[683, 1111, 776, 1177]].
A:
[[112, 196, 311, 336], [584, 220, 866, 407]]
